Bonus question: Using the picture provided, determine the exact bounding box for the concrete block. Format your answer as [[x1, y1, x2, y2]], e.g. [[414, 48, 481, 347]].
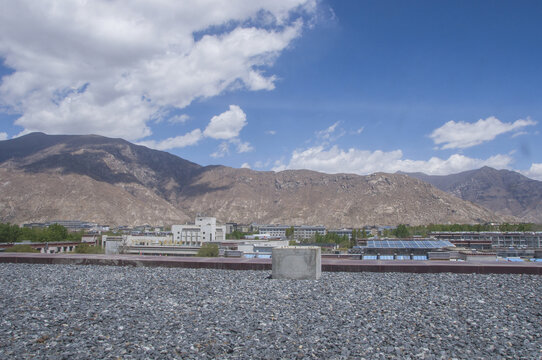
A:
[[105, 239, 122, 255], [272, 246, 321, 280]]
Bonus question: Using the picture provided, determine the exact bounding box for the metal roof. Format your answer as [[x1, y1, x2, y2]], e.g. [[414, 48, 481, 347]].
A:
[[364, 240, 454, 249]]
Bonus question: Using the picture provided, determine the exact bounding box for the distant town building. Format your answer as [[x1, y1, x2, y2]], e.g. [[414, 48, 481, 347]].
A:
[[431, 232, 542, 249], [81, 234, 99, 244], [258, 225, 289, 238], [328, 228, 353, 240], [23, 220, 98, 232], [49, 220, 98, 231], [0, 241, 82, 254], [225, 222, 237, 234], [258, 225, 326, 241], [172, 216, 226, 246]]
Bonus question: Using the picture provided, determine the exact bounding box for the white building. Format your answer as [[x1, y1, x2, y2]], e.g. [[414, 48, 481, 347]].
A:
[[172, 216, 226, 246], [125, 234, 171, 246], [258, 225, 327, 241], [259, 225, 289, 238]]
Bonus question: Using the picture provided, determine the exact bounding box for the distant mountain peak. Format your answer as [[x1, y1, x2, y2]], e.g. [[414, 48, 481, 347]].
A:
[[403, 167, 542, 223]]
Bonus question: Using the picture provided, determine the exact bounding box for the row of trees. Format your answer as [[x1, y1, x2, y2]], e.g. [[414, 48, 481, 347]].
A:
[[225, 230, 247, 240], [0, 223, 82, 243]]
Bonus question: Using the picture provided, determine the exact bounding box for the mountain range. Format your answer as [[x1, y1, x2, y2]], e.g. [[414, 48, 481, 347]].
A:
[[402, 167, 542, 223], [0, 133, 534, 228]]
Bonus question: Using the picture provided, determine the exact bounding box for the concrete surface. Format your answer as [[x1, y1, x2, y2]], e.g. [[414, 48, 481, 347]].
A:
[[272, 246, 321, 280]]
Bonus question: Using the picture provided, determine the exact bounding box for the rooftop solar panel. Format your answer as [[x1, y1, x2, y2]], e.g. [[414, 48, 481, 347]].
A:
[[364, 239, 454, 249]]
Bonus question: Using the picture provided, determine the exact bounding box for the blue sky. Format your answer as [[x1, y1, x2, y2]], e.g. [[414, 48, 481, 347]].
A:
[[0, 0, 541, 179]]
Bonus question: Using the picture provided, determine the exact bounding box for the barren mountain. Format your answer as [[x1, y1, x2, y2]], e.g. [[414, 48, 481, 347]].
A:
[[0, 168, 190, 226], [177, 167, 506, 226], [403, 167, 542, 223], [0, 133, 512, 227]]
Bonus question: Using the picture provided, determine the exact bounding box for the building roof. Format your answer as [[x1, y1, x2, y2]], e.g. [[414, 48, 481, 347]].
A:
[[364, 239, 454, 249]]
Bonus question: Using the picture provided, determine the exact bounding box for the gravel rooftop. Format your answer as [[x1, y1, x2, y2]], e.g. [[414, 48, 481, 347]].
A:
[[0, 263, 540, 359]]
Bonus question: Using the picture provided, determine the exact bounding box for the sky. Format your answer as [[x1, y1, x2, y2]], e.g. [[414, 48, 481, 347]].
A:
[[0, 0, 541, 180]]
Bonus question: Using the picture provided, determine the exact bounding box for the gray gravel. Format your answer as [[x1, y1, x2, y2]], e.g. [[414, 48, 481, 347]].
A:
[[0, 264, 540, 359]]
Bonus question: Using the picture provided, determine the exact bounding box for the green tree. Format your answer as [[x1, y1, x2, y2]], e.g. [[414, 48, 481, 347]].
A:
[[517, 223, 533, 231], [197, 243, 219, 257], [226, 230, 245, 240], [499, 223, 511, 232], [312, 232, 324, 244], [394, 224, 409, 238], [45, 224, 68, 242], [0, 223, 21, 243], [285, 226, 295, 240]]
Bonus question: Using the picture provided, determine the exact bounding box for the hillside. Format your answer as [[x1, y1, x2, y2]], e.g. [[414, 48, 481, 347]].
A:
[[403, 167, 542, 223], [0, 133, 513, 227], [176, 167, 506, 227]]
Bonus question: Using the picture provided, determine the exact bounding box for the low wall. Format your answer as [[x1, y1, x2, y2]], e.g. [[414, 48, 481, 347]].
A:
[[0, 253, 541, 275]]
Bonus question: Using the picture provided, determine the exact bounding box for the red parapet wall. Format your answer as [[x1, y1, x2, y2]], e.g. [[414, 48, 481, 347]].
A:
[[0, 253, 541, 275]]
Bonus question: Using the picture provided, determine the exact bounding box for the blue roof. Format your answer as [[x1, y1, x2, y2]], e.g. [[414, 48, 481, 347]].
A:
[[364, 240, 454, 249]]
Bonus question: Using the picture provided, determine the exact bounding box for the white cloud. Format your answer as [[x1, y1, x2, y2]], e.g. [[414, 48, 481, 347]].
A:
[[314, 121, 346, 144], [137, 129, 203, 151], [272, 145, 514, 175], [168, 114, 190, 124], [139, 104, 252, 153], [316, 121, 340, 139], [236, 140, 254, 153], [210, 142, 230, 158], [0, 1, 315, 140], [521, 163, 542, 181], [228, 137, 254, 153], [266, 130, 277, 135], [0, 132, 7, 141], [208, 137, 253, 158], [204, 105, 247, 140], [430, 116, 537, 150], [355, 127, 364, 134], [241, 163, 251, 169]]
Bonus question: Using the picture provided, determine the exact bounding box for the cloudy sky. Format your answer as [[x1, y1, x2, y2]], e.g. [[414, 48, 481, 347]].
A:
[[1, 0, 541, 180]]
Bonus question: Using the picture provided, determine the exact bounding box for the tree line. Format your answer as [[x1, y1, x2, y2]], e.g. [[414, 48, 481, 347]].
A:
[[0, 223, 82, 243]]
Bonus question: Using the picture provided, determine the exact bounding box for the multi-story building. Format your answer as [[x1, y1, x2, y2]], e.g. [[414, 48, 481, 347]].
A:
[[295, 225, 326, 240], [327, 228, 353, 240], [50, 220, 98, 231], [172, 217, 226, 246], [225, 222, 237, 234], [431, 232, 542, 249], [258, 225, 326, 241], [259, 225, 289, 238]]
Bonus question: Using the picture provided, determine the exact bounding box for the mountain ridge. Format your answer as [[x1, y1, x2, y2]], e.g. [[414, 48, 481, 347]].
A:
[[401, 167, 542, 223], [0, 133, 516, 227]]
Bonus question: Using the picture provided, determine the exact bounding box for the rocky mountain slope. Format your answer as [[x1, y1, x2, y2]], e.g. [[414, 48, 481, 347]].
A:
[[178, 167, 506, 227], [403, 167, 542, 223], [0, 133, 512, 227]]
